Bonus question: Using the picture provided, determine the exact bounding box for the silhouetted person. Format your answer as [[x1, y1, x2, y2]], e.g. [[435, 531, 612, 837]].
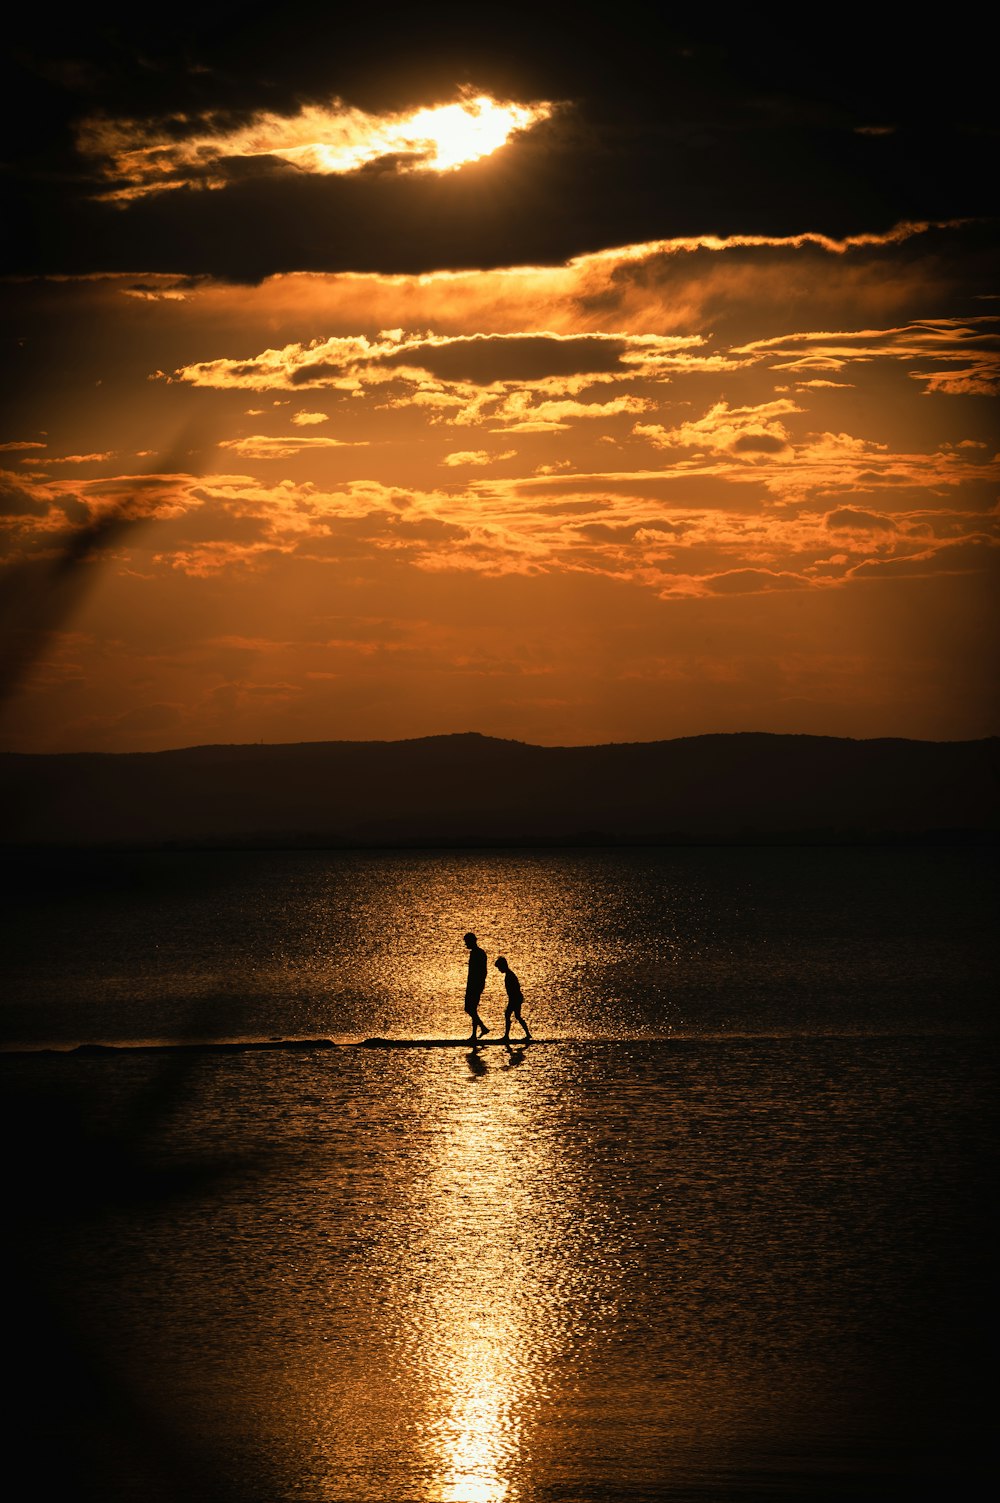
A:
[[463, 932, 490, 1042], [495, 956, 532, 1043]]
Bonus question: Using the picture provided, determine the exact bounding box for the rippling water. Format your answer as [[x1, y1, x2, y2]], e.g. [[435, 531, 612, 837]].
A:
[[2, 845, 995, 1047], [3, 847, 996, 1500]]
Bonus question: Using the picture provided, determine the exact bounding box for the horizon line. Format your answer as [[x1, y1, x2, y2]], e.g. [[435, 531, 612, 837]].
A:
[[2, 727, 998, 759]]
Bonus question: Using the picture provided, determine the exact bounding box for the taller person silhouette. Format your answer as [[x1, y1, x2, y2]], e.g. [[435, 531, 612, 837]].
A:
[[463, 932, 490, 1043]]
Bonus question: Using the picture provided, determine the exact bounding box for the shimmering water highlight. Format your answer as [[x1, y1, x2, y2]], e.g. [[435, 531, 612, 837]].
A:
[[2, 846, 996, 1500]]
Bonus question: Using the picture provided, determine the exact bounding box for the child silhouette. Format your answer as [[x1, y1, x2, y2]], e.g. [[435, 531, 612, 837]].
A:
[[494, 955, 532, 1043]]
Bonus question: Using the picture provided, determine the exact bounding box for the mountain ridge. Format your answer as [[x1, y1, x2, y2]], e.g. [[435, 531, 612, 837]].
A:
[[2, 732, 997, 848]]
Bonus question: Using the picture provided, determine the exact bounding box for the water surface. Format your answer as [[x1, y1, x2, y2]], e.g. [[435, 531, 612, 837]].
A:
[[3, 846, 995, 1500], [3, 845, 994, 1047]]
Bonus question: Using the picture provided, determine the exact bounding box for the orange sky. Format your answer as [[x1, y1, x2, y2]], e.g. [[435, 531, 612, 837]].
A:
[[2, 19, 997, 751]]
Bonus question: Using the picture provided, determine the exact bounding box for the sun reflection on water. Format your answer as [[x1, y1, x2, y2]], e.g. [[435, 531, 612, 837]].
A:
[[426, 1318, 516, 1503], [394, 1045, 575, 1502]]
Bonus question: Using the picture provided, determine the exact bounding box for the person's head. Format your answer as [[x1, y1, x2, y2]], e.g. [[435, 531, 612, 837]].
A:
[[464, 931, 477, 948], [495, 955, 508, 972]]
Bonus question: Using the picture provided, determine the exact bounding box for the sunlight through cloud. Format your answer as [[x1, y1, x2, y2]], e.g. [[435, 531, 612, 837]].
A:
[[80, 92, 554, 202]]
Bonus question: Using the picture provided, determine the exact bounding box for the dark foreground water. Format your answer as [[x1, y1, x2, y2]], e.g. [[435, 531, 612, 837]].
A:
[[2, 847, 996, 1501]]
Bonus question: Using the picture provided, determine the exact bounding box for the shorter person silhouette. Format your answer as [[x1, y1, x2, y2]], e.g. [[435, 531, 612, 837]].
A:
[[494, 955, 532, 1043]]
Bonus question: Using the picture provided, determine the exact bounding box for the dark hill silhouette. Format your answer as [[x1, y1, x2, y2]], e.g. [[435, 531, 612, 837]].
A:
[[1, 732, 997, 848]]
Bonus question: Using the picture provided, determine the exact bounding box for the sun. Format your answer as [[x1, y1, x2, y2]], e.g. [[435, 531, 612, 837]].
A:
[[402, 94, 547, 171]]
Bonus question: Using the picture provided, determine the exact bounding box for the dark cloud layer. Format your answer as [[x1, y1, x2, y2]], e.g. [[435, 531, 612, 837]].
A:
[[4, 4, 997, 281], [379, 335, 631, 383]]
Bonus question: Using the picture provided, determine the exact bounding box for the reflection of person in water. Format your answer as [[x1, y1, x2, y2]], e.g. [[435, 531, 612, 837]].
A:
[[463, 932, 490, 1042], [495, 955, 532, 1043]]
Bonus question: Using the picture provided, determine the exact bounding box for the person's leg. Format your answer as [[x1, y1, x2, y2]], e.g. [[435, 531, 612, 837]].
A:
[[503, 1004, 513, 1041], [477, 1002, 490, 1036]]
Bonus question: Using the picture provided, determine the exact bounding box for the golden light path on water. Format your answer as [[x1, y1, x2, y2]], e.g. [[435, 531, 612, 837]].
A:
[[380, 1040, 579, 1503], [322, 860, 612, 1501], [243, 856, 649, 1502], [349, 867, 594, 1497], [250, 1023, 615, 1503], [413, 1054, 536, 1501]]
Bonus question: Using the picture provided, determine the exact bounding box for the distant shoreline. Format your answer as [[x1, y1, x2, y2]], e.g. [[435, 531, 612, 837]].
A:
[[2, 732, 996, 849]]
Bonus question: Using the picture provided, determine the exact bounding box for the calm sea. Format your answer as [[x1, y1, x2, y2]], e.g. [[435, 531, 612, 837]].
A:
[[2, 846, 996, 1501]]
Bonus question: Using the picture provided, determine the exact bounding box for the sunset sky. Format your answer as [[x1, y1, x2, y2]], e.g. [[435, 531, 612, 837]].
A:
[[2, 6, 997, 753]]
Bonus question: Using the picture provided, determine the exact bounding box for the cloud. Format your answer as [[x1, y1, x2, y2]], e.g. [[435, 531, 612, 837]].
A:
[[442, 450, 517, 467], [573, 520, 685, 542], [78, 91, 556, 203], [912, 368, 999, 397], [381, 333, 633, 383], [92, 219, 982, 353], [170, 328, 704, 392], [32, 452, 115, 466], [702, 568, 808, 594], [629, 393, 998, 505], [218, 434, 366, 459], [291, 411, 330, 426], [734, 317, 1000, 392], [731, 433, 789, 455], [0, 475, 50, 518], [826, 507, 898, 532], [6, 439, 995, 708], [848, 536, 998, 579], [6, 0, 994, 286], [0, 466, 206, 542], [484, 393, 650, 433], [635, 400, 800, 458]]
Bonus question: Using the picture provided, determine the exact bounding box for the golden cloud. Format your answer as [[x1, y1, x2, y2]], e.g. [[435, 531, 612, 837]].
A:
[[485, 393, 651, 433], [442, 450, 518, 467], [7, 447, 994, 622], [635, 399, 801, 458], [32, 452, 116, 466], [78, 91, 555, 202], [735, 317, 1000, 391], [169, 329, 706, 392], [218, 434, 366, 459]]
